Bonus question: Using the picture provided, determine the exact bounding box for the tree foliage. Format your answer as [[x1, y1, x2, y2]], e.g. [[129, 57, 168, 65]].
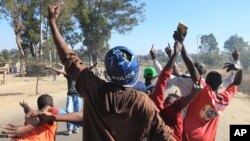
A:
[[0, 0, 145, 74], [224, 34, 250, 71], [240, 48, 250, 71], [224, 34, 249, 52], [0, 0, 34, 76], [20, 0, 40, 57], [199, 34, 221, 66], [0, 48, 19, 62], [200, 33, 219, 54], [74, 0, 145, 63]]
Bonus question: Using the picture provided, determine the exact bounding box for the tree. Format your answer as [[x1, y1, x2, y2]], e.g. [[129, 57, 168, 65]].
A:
[[199, 34, 220, 65], [156, 49, 167, 62], [240, 48, 250, 71], [0, 0, 28, 76], [0, 49, 9, 61], [200, 34, 219, 54], [224, 34, 250, 71], [8, 48, 19, 62], [59, 18, 82, 49], [74, 0, 145, 65], [20, 0, 40, 57], [42, 37, 59, 64], [0, 48, 19, 62], [75, 46, 89, 61], [224, 34, 249, 53]]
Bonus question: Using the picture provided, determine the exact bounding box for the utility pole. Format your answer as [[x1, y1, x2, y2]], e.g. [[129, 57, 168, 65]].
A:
[[196, 35, 203, 61]]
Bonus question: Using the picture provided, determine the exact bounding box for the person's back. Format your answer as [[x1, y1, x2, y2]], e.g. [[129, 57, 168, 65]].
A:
[[13, 94, 58, 141], [150, 40, 203, 141], [14, 123, 57, 141], [44, 4, 177, 140], [72, 47, 174, 141], [183, 69, 242, 141]]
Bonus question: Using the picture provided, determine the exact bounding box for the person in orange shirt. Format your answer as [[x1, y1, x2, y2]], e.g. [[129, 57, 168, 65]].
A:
[[11, 94, 60, 141]]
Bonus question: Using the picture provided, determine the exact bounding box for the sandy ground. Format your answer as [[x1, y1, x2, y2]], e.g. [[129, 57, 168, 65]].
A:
[[0, 74, 82, 141], [0, 74, 250, 141]]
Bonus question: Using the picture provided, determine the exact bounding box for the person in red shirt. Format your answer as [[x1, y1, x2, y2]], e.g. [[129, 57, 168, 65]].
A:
[[180, 45, 243, 141], [183, 66, 242, 141], [170, 25, 243, 141], [150, 40, 203, 141]]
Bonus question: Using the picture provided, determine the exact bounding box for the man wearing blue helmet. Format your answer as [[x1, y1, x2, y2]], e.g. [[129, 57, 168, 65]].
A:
[[4, 4, 176, 141], [3, 4, 176, 141]]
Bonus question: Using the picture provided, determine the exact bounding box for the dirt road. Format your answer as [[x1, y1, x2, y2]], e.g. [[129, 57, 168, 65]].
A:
[[0, 91, 82, 141], [0, 76, 82, 141], [0, 74, 250, 141]]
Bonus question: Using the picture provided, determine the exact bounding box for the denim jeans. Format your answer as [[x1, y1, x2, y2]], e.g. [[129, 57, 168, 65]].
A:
[[66, 95, 83, 130], [57, 109, 67, 115]]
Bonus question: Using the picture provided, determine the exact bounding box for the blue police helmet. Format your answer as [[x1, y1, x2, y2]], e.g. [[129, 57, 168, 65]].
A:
[[104, 46, 139, 87]]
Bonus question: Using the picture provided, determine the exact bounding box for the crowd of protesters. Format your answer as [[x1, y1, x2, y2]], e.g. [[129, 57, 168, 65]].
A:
[[1, 3, 243, 141]]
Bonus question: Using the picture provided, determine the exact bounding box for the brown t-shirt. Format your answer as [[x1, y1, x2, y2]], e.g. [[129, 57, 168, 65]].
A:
[[62, 52, 175, 141]]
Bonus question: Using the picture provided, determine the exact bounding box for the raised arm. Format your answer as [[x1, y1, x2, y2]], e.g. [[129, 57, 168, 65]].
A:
[[1, 111, 83, 138], [219, 69, 242, 105], [150, 44, 163, 73], [172, 23, 200, 82], [151, 41, 182, 110], [19, 101, 32, 114], [231, 66, 243, 86], [178, 79, 202, 110], [221, 48, 241, 88], [165, 43, 181, 76], [180, 45, 200, 82], [48, 4, 86, 81]]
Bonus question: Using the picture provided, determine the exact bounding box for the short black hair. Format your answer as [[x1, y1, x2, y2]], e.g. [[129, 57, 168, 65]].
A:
[[206, 71, 222, 91], [194, 62, 206, 75], [37, 94, 53, 110]]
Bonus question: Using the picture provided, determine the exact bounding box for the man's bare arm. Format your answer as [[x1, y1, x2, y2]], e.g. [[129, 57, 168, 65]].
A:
[[2, 124, 35, 138], [178, 79, 202, 110], [19, 101, 32, 114], [48, 5, 72, 63], [151, 41, 182, 110], [165, 43, 181, 76], [48, 5, 86, 81], [233, 69, 242, 85], [181, 45, 200, 82], [164, 42, 182, 70], [54, 112, 83, 122]]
